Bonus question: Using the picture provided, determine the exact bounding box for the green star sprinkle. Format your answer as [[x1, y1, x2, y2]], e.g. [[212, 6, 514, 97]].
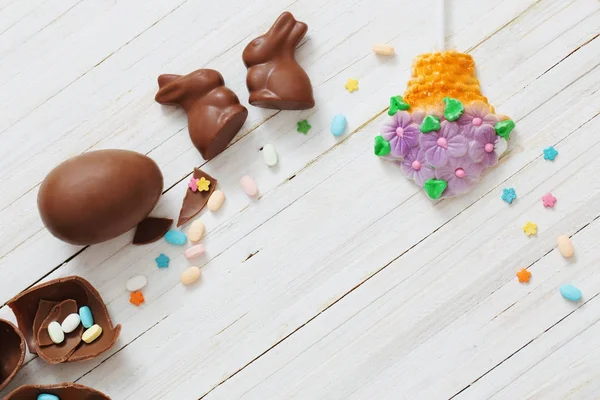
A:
[[297, 119, 312, 134], [424, 179, 447, 199], [374, 135, 391, 156], [420, 115, 441, 133], [443, 97, 464, 121], [388, 95, 410, 116], [495, 119, 515, 140]]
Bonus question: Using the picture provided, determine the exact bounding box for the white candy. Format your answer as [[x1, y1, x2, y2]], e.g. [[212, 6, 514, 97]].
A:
[[126, 275, 148, 292], [61, 313, 81, 333], [47, 321, 64, 344], [262, 144, 278, 167]]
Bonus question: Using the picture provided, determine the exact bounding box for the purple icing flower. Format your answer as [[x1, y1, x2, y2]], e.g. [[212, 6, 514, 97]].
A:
[[399, 147, 435, 187], [419, 121, 468, 168], [380, 111, 420, 158], [458, 100, 497, 138], [435, 155, 484, 196], [468, 124, 499, 167]]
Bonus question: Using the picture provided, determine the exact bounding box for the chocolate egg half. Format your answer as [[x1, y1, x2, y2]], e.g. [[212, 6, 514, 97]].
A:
[[38, 150, 163, 245], [0, 319, 25, 392], [5, 382, 110, 400]]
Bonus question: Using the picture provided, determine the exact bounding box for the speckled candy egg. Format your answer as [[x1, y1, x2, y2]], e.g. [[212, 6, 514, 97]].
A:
[[38, 150, 163, 245]]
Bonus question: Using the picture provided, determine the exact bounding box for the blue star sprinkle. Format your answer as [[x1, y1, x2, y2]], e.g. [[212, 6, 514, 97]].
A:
[[502, 188, 517, 204], [543, 146, 558, 161], [155, 253, 170, 269]]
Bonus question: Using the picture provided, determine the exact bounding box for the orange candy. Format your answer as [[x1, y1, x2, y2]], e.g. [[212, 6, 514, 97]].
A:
[[129, 290, 145, 306], [516, 268, 531, 283]]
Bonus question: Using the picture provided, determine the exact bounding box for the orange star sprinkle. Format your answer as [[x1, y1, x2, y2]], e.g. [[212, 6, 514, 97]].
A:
[[129, 290, 145, 306], [516, 268, 531, 283]]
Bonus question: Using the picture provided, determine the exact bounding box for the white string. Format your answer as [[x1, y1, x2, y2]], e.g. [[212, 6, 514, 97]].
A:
[[437, 0, 445, 51]]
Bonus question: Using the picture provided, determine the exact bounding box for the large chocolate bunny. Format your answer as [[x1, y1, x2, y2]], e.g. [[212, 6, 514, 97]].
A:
[[242, 12, 315, 110], [155, 69, 248, 160]]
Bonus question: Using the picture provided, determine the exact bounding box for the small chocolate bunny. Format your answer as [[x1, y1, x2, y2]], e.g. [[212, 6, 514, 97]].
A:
[[155, 69, 248, 160], [242, 12, 315, 110]]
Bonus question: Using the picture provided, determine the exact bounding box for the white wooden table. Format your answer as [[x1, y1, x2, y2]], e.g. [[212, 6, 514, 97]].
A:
[[1, 0, 599, 398]]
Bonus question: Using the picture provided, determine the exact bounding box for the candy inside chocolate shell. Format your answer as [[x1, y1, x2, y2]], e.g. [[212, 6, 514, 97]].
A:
[[5, 382, 110, 400], [0, 319, 25, 392]]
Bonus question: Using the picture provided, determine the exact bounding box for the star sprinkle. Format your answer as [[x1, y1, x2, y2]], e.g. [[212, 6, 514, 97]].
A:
[[388, 95, 410, 116], [188, 177, 198, 192], [197, 177, 210, 192], [523, 221, 537, 236], [345, 78, 359, 93], [516, 268, 531, 283], [297, 119, 311, 134], [129, 290, 145, 306], [543, 146, 558, 161], [155, 253, 170, 269], [542, 193, 557, 208], [502, 188, 517, 204]]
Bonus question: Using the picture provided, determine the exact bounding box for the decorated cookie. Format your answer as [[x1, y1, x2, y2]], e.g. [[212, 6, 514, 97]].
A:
[[375, 51, 515, 199]]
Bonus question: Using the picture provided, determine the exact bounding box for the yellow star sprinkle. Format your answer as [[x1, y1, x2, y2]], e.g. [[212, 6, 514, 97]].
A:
[[196, 177, 210, 192], [345, 78, 359, 93], [523, 221, 537, 236]]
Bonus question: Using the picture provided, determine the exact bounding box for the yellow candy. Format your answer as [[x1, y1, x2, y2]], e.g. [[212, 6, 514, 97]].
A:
[[82, 324, 102, 344]]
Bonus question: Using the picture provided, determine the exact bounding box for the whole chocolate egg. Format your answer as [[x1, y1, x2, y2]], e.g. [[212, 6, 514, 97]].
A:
[[38, 150, 163, 245]]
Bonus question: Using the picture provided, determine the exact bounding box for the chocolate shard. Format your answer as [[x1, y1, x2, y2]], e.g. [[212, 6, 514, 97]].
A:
[[242, 11, 315, 110], [177, 168, 217, 227], [132, 217, 174, 245], [5, 382, 111, 400], [36, 299, 84, 364], [32, 299, 59, 350], [0, 319, 25, 392], [155, 69, 248, 160], [7, 276, 121, 364]]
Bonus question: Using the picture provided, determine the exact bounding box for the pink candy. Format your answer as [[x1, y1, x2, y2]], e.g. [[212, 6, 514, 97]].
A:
[[184, 244, 205, 259], [240, 175, 258, 197]]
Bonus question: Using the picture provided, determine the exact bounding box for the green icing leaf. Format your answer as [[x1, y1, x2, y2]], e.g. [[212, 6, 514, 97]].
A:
[[388, 95, 410, 116], [495, 119, 515, 140], [374, 135, 391, 156], [424, 179, 447, 200], [420, 115, 441, 133], [443, 97, 464, 121]]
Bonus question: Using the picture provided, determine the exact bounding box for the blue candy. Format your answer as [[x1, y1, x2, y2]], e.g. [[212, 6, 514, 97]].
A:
[[330, 114, 347, 137], [79, 306, 94, 329], [165, 230, 187, 245], [37, 394, 60, 400], [560, 284, 582, 302]]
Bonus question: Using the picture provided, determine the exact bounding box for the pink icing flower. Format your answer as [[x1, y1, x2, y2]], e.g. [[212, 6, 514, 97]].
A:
[[380, 111, 420, 158], [435, 156, 484, 196], [419, 121, 468, 168], [468, 125, 499, 167], [399, 148, 435, 187], [188, 177, 198, 192]]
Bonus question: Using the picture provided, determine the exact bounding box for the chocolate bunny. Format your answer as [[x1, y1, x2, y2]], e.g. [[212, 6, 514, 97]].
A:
[[155, 69, 248, 160], [242, 12, 315, 110]]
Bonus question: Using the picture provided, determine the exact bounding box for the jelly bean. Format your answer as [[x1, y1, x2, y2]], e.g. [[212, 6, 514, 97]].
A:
[[37, 394, 60, 400], [207, 190, 225, 212], [126, 275, 147, 292], [372, 44, 395, 55], [330, 114, 347, 137], [165, 229, 187, 245], [61, 313, 81, 334], [82, 324, 103, 344], [262, 144, 278, 167], [47, 321, 64, 344], [184, 244, 205, 260], [560, 284, 582, 302], [240, 175, 258, 197], [79, 306, 94, 329], [187, 219, 205, 242], [556, 235, 574, 258], [180, 266, 201, 285]]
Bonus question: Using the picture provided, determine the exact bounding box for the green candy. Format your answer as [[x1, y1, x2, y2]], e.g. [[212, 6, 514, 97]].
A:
[[374, 135, 391, 156], [420, 115, 441, 133], [443, 97, 464, 121], [495, 119, 515, 140], [424, 179, 447, 200], [388, 95, 410, 116]]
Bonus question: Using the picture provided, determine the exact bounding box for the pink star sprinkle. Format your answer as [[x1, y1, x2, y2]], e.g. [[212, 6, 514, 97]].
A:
[[542, 193, 556, 208], [188, 177, 198, 192]]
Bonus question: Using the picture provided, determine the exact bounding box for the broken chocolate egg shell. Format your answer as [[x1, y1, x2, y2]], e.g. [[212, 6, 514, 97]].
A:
[[36, 299, 84, 364], [177, 168, 217, 227], [5, 382, 110, 400], [7, 276, 121, 363], [0, 319, 25, 392], [132, 216, 173, 245], [38, 149, 163, 245]]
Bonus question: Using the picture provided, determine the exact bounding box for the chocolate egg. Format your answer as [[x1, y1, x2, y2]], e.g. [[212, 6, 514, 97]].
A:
[[5, 382, 110, 400], [38, 150, 163, 245], [0, 319, 25, 392]]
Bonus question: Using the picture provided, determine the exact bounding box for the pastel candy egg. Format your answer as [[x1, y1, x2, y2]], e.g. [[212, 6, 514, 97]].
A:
[[79, 306, 94, 329], [330, 114, 347, 137], [187, 219, 205, 242], [372, 44, 395, 55], [560, 284, 582, 302], [47, 321, 64, 344], [262, 144, 278, 167], [61, 313, 81, 334], [207, 190, 225, 212], [82, 324, 103, 344], [165, 230, 187, 245], [184, 244, 205, 260], [240, 175, 258, 197], [126, 275, 148, 292], [37, 395, 60, 400], [556, 235, 574, 258], [180, 266, 201, 285]]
